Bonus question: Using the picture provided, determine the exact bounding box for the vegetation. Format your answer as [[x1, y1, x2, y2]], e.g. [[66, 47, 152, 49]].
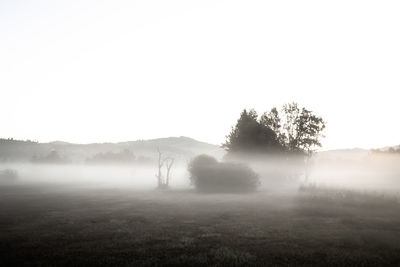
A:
[[188, 155, 259, 193], [222, 109, 282, 154], [371, 146, 400, 154], [0, 138, 38, 144], [31, 150, 69, 164], [1, 184, 400, 267], [85, 149, 137, 164], [221, 103, 325, 180], [223, 102, 326, 157], [0, 136, 223, 163], [155, 148, 175, 189]]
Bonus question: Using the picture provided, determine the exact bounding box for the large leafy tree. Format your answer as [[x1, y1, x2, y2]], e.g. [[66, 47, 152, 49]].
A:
[[263, 103, 326, 156], [224, 103, 325, 156], [260, 107, 286, 148]]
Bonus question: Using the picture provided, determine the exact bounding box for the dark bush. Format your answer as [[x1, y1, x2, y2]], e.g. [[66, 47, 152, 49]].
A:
[[188, 154, 259, 193]]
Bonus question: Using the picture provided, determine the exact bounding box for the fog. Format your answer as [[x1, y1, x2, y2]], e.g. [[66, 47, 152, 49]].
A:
[[2, 153, 400, 196], [0, 162, 191, 190], [2, 154, 400, 266], [309, 154, 400, 194]]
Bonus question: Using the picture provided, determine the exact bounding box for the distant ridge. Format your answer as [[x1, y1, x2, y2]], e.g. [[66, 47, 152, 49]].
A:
[[0, 136, 225, 163], [1, 137, 399, 163], [48, 141, 73, 145]]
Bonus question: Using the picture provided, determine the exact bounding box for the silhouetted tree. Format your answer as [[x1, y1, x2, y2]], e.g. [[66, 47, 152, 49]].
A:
[[259, 103, 325, 155], [224, 103, 325, 180], [223, 109, 282, 154], [280, 103, 326, 156], [260, 107, 285, 147], [280, 103, 325, 179], [226, 103, 325, 156]]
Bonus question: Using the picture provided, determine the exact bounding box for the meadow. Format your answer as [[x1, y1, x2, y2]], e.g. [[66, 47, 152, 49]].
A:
[[1, 163, 400, 266]]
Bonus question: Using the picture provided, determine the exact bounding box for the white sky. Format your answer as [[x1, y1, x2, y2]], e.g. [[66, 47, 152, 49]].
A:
[[1, 0, 399, 150]]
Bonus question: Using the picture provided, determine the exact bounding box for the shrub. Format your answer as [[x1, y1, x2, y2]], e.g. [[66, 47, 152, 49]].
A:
[[188, 155, 259, 193]]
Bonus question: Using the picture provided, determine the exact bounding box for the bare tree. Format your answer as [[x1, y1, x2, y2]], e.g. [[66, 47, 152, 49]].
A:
[[155, 147, 164, 188], [165, 157, 174, 187], [155, 147, 174, 189]]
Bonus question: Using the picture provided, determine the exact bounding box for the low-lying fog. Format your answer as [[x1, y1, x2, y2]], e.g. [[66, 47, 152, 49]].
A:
[[0, 163, 190, 190], [1, 153, 400, 195], [310, 154, 400, 194], [2, 153, 400, 266]]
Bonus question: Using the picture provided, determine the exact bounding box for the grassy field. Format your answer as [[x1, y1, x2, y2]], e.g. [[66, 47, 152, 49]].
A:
[[1, 183, 400, 266]]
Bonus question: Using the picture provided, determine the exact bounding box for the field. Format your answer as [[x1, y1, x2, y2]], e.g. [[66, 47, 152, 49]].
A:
[[1, 176, 400, 266]]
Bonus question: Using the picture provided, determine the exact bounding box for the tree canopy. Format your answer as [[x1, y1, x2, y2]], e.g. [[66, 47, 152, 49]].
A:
[[223, 103, 325, 156], [222, 109, 282, 154]]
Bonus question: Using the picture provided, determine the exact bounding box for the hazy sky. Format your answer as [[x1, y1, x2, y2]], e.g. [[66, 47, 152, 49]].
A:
[[1, 0, 399, 150]]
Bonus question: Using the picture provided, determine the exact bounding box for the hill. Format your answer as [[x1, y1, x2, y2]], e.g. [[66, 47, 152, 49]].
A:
[[0, 137, 225, 163]]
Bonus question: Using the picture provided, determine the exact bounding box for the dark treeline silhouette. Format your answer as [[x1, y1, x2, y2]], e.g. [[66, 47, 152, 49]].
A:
[[0, 138, 38, 144], [85, 149, 152, 165], [371, 146, 400, 154], [31, 150, 69, 164]]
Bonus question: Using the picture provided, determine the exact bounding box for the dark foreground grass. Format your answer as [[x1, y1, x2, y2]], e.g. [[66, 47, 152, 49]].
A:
[[1, 183, 400, 266]]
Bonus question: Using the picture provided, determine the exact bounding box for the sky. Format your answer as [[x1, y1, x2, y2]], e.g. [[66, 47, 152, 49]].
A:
[[1, 0, 399, 150]]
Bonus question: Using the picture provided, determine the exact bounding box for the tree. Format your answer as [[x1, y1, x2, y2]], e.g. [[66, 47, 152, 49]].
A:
[[255, 103, 325, 156], [280, 103, 326, 156], [165, 157, 174, 187], [223, 109, 282, 154], [279, 103, 325, 180], [224, 103, 326, 180], [263, 103, 325, 180], [155, 147, 175, 189], [260, 107, 286, 148]]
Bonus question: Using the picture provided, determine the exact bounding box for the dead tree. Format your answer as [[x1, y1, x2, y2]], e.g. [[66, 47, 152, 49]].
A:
[[165, 157, 174, 187], [155, 148, 174, 189], [156, 147, 164, 188]]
